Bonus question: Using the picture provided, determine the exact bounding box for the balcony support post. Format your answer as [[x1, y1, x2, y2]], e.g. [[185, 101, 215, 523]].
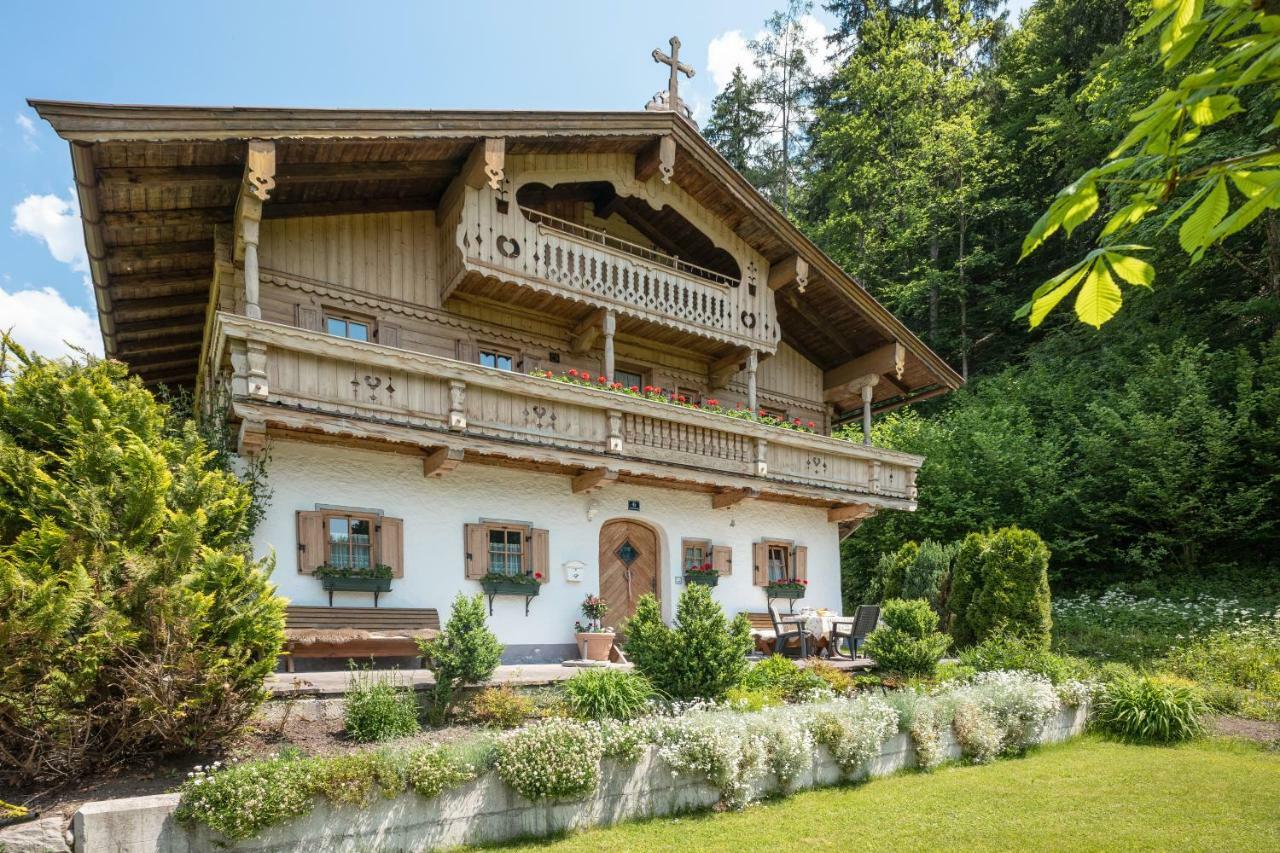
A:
[[233, 141, 275, 321], [862, 382, 874, 445], [603, 310, 616, 383], [746, 350, 759, 413]]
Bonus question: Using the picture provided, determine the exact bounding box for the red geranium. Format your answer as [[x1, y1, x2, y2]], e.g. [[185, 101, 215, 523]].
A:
[[644, 385, 655, 393], [758, 409, 767, 417], [597, 375, 607, 383], [534, 572, 543, 580], [702, 561, 712, 571], [793, 418, 802, 426], [568, 369, 578, 377], [808, 421, 816, 429], [801, 579, 808, 585], [706, 399, 719, 407], [629, 386, 639, 393], [611, 382, 623, 390]]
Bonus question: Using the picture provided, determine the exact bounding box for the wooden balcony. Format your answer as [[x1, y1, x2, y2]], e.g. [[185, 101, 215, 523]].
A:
[[211, 314, 921, 514], [440, 188, 780, 355]]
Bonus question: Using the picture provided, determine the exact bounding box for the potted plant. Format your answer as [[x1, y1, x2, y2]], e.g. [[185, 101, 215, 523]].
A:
[[684, 560, 719, 587], [574, 594, 614, 661], [314, 563, 393, 605]]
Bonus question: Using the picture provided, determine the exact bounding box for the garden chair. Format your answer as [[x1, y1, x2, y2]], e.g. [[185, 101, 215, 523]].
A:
[[769, 604, 811, 658], [829, 605, 880, 659]]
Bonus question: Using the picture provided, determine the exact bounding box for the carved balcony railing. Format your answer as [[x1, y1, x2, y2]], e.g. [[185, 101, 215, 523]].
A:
[[213, 314, 920, 509], [441, 190, 780, 354]]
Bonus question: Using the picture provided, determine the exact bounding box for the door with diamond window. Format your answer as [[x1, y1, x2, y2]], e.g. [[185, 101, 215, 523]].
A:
[[598, 519, 660, 634]]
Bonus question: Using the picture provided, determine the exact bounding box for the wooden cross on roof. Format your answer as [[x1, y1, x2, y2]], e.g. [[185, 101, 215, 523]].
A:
[[649, 36, 695, 118]]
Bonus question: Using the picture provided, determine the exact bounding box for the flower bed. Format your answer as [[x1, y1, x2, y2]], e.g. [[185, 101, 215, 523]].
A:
[[160, 671, 1090, 848], [528, 368, 819, 433]]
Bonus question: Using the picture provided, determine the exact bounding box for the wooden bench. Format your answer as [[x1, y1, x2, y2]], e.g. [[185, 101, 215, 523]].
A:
[[743, 612, 777, 655], [282, 606, 441, 672]]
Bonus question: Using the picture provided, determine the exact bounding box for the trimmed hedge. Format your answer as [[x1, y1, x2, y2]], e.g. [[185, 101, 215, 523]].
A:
[[948, 526, 1052, 648]]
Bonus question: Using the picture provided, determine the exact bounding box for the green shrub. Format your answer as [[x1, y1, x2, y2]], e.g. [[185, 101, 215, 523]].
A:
[[418, 593, 503, 725], [948, 527, 1052, 648], [343, 667, 421, 742], [741, 655, 830, 702], [863, 598, 951, 677], [492, 718, 604, 800], [1095, 661, 1140, 684], [0, 342, 284, 784], [808, 660, 857, 695], [725, 686, 784, 711], [560, 668, 656, 720], [623, 584, 752, 700], [467, 684, 535, 728], [872, 540, 955, 612], [404, 743, 481, 798], [960, 633, 1092, 684], [1093, 675, 1205, 743], [176, 754, 315, 840], [872, 541, 917, 601]]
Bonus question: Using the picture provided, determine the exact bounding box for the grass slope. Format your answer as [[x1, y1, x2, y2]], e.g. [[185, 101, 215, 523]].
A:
[[481, 737, 1280, 852]]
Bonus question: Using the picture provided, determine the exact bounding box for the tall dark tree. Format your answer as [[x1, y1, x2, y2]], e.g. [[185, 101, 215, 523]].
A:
[[704, 66, 770, 182], [750, 0, 819, 215]]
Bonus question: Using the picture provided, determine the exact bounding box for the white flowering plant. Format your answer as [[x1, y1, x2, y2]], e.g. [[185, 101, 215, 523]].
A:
[[492, 718, 604, 801], [809, 696, 898, 778]]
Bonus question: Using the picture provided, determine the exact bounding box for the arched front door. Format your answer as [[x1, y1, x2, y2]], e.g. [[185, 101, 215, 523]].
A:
[[598, 519, 660, 633]]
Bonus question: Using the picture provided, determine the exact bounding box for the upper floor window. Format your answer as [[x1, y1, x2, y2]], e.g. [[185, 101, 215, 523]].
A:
[[615, 368, 644, 390], [480, 347, 517, 371], [326, 314, 371, 342], [677, 386, 703, 405], [325, 512, 376, 569]]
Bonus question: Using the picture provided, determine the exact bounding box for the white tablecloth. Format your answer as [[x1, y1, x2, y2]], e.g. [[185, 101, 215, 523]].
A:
[[786, 611, 846, 638]]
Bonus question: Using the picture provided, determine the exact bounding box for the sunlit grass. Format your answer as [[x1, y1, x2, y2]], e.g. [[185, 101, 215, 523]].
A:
[[477, 737, 1280, 852]]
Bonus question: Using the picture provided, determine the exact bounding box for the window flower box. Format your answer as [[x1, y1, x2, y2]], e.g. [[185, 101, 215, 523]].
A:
[[685, 562, 719, 587], [479, 572, 542, 616], [314, 564, 393, 606], [766, 578, 808, 612]]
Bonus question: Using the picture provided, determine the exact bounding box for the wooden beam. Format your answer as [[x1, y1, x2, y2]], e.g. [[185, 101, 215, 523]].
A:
[[110, 240, 211, 263], [709, 347, 750, 389], [423, 446, 465, 478], [112, 291, 210, 317], [823, 342, 907, 390], [113, 331, 204, 351], [263, 195, 437, 220], [768, 255, 810, 293], [785, 293, 857, 359], [123, 345, 202, 368], [712, 487, 758, 510], [827, 503, 876, 524], [109, 273, 210, 300], [570, 308, 607, 354], [572, 467, 617, 494], [102, 207, 231, 229], [462, 138, 505, 190], [823, 373, 879, 406], [635, 134, 676, 183], [114, 317, 204, 336], [97, 161, 456, 189], [97, 165, 241, 188]]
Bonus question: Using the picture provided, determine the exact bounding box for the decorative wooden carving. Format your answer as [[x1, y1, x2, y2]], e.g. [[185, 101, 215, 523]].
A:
[[570, 308, 607, 354], [243, 140, 276, 201], [423, 446, 464, 478], [448, 380, 467, 430], [606, 410, 623, 454], [824, 342, 906, 390], [463, 138, 506, 191], [572, 467, 617, 494], [754, 436, 768, 476], [636, 135, 677, 184], [245, 340, 269, 399], [234, 141, 276, 321], [768, 255, 809, 293]]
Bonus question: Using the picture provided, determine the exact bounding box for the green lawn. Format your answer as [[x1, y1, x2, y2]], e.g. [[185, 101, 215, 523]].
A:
[[480, 737, 1280, 852]]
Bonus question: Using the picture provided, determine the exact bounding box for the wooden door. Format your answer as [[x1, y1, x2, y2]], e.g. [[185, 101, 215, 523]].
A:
[[598, 520, 660, 633]]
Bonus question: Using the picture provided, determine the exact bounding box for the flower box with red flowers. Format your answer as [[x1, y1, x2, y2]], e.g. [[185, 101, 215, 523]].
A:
[[684, 561, 720, 587], [479, 571, 542, 597], [765, 578, 808, 599]]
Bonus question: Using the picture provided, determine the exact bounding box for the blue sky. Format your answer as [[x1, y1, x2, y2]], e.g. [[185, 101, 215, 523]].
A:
[[0, 0, 1032, 359]]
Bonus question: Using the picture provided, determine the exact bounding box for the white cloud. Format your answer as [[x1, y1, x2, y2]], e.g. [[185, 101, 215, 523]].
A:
[[12, 189, 89, 276], [706, 15, 833, 92], [0, 285, 103, 360], [15, 112, 38, 149]]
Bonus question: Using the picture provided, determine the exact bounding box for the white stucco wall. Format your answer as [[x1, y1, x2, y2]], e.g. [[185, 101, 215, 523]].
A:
[[253, 439, 842, 659]]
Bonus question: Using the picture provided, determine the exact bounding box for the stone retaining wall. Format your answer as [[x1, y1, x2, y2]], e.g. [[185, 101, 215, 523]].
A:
[[61, 704, 1088, 853]]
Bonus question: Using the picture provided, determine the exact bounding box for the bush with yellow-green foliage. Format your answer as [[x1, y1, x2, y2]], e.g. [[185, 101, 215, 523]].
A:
[[0, 339, 284, 783]]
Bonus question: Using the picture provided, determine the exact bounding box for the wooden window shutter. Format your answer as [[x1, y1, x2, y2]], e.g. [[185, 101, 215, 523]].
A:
[[379, 323, 401, 349], [455, 339, 475, 363], [464, 523, 488, 579], [530, 528, 550, 584], [793, 545, 808, 581], [379, 516, 404, 578], [296, 510, 325, 574], [295, 304, 323, 332], [713, 544, 733, 576], [752, 541, 768, 586]]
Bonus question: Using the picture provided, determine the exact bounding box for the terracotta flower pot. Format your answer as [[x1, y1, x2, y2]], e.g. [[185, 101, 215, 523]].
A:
[[576, 631, 614, 661]]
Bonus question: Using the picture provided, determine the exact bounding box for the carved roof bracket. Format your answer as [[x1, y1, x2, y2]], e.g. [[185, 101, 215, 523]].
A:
[[635, 134, 676, 184]]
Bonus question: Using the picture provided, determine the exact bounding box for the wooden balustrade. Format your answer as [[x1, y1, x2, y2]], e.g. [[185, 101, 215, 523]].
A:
[[445, 191, 779, 353], [213, 314, 920, 508]]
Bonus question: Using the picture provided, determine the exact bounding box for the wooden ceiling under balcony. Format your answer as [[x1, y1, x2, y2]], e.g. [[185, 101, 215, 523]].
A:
[[31, 101, 963, 403]]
